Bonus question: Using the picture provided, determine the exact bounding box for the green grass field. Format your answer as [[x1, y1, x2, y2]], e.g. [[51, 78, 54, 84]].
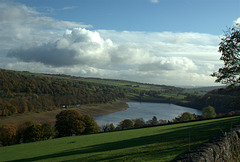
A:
[[33, 71, 205, 95], [1, 116, 240, 162]]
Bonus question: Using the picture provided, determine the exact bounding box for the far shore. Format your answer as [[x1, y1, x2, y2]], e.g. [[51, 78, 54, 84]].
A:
[[0, 100, 130, 126], [76, 99, 130, 116], [0, 99, 200, 126]]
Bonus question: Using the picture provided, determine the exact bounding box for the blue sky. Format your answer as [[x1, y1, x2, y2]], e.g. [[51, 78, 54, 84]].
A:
[[0, 0, 239, 86], [15, 0, 239, 34]]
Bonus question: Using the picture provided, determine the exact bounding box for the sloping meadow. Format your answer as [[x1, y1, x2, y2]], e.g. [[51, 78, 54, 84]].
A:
[[1, 116, 240, 161]]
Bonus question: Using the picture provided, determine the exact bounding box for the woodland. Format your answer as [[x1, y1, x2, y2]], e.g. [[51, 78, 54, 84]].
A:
[[1, 68, 240, 117], [0, 69, 126, 116]]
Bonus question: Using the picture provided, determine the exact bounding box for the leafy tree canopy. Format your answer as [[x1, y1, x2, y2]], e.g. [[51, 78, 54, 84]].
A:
[[82, 115, 100, 134], [119, 119, 134, 130], [0, 124, 17, 146], [55, 110, 86, 137], [202, 106, 216, 119], [212, 24, 240, 86], [55, 109, 100, 137], [179, 112, 195, 122], [22, 123, 55, 143], [133, 118, 145, 128], [101, 123, 115, 132]]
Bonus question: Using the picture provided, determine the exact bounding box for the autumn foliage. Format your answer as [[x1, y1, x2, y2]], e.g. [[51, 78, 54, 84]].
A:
[[0, 110, 100, 146], [0, 69, 126, 116], [0, 124, 18, 146], [55, 110, 100, 137]]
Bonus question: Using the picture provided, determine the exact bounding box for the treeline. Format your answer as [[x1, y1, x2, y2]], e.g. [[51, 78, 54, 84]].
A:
[[0, 109, 100, 146], [0, 108, 209, 146], [0, 69, 126, 116], [184, 86, 240, 113], [102, 106, 240, 133], [2, 107, 240, 147]]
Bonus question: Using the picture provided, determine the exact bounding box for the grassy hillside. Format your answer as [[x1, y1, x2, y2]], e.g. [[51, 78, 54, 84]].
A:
[[42, 73, 206, 97], [1, 116, 239, 161]]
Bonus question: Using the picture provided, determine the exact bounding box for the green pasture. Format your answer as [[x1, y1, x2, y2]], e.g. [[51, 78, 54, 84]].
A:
[[1, 116, 240, 162], [58, 77, 207, 100]]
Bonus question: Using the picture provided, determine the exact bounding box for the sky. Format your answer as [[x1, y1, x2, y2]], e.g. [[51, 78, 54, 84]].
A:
[[0, 0, 239, 87]]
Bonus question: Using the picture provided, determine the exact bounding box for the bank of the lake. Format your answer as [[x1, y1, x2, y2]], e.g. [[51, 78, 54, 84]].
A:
[[0, 100, 129, 126], [94, 102, 202, 126], [0, 100, 201, 127], [77, 100, 129, 116]]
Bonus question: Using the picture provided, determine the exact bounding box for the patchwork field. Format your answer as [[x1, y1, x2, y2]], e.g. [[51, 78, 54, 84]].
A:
[[1, 116, 240, 161]]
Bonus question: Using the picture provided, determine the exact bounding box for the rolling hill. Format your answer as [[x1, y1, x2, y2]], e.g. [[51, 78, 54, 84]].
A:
[[0, 68, 206, 117]]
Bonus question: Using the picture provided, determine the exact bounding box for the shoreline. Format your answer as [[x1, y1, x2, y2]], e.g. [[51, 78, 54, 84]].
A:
[[0, 100, 129, 126], [77, 100, 130, 116], [0, 99, 200, 126]]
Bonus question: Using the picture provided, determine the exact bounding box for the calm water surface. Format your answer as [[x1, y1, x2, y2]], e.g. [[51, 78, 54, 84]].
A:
[[94, 102, 201, 126]]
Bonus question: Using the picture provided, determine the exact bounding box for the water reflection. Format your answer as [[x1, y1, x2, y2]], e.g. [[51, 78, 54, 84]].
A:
[[94, 102, 202, 126]]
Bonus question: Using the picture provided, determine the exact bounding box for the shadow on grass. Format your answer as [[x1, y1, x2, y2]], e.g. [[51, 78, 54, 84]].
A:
[[7, 117, 240, 162]]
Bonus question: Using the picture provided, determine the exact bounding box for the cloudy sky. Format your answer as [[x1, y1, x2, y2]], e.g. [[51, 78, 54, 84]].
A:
[[0, 0, 239, 87]]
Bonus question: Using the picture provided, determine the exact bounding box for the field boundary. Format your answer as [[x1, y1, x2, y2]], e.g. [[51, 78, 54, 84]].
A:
[[176, 125, 240, 161]]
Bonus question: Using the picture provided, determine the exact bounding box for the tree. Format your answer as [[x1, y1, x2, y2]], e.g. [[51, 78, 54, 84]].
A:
[[23, 123, 43, 142], [41, 123, 55, 140], [179, 112, 195, 122], [55, 109, 85, 137], [146, 116, 159, 126], [119, 119, 134, 130], [133, 118, 145, 128], [212, 24, 240, 86], [0, 124, 18, 146], [108, 123, 115, 132], [82, 115, 100, 134], [158, 119, 167, 124], [202, 106, 216, 119], [22, 123, 55, 143], [102, 123, 115, 132], [6, 103, 17, 116], [151, 116, 159, 125]]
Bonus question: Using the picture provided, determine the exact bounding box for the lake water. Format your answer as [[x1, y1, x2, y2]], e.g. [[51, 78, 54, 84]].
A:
[[94, 102, 202, 126]]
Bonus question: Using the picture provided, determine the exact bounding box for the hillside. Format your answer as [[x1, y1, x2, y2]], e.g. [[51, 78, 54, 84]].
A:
[[0, 69, 127, 116], [1, 68, 240, 118], [185, 86, 240, 113], [0, 68, 205, 117], [0, 116, 239, 161]]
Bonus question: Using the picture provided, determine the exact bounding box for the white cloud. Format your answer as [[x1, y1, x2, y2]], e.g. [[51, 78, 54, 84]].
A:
[[7, 27, 221, 86], [149, 0, 159, 3], [8, 28, 206, 73], [61, 6, 78, 10], [234, 17, 240, 26], [138, 57, 197, 72], [0, 1, 223, 87], [8, 28, 113, 67], [0, 1, 91, 51]]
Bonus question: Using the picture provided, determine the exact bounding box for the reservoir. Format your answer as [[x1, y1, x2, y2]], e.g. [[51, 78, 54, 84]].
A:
[[94, 102, 202, 126]]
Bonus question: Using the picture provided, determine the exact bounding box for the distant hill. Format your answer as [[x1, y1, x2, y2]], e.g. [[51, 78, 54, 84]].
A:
[[0, 68, 207, 116], [190, 86, 226, 91], [0, 68, 126, 116], [2, 68, 238, 116], [184, 86, 240, 113]]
